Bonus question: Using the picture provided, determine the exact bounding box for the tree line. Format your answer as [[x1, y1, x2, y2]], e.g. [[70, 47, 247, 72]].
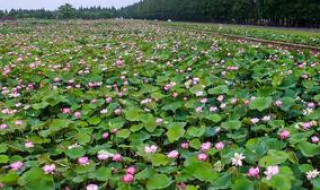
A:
[[0, 4, 117, 20], [119, 0, 320, 27], [0, 2, 319, 27]]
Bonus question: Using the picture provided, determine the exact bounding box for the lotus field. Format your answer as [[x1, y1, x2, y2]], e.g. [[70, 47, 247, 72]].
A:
[[1, 20, 320, 190]]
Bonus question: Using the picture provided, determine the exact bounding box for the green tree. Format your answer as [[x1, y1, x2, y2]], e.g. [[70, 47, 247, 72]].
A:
[[0, 10, 4, 18], [58, 3, 76, 19]]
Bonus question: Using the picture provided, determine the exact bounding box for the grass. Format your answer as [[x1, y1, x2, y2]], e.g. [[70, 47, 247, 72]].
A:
[[157, 21, 320, 46]]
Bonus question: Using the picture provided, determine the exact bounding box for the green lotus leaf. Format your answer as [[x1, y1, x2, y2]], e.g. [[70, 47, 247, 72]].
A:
[[18, 167, 54, 190], [221, 120, 241, 130], [249, 97, 273, 111], [166, 122, 186, 142], [146, 174, 172, 190], [208, 85, 229, 95]]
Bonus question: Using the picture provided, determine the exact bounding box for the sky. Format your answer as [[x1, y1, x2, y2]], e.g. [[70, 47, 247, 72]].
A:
[[0, 0, 140, 10]]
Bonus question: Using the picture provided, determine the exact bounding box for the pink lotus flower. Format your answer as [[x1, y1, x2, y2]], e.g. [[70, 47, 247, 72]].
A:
[[308, 102, 316, 108], [27, 84, 34, 90], [210, 106, 218, 112], [74, 112, 81, 119], [15, 120, 23, 126], [201, 142, 212, 152], [61, 108, 71, 114], [86, 184, 98, 190], [177, 182, 186, 190], [244, 100, 250, 105], [97, 153, 112, 161], [78, 157, 89, 165], [220, 103, 226, 109], [102, 132, 109, 140], [156, 118, 163, 125], [172, 92, 178, 98], [301, 122, 312, 130], [43, 164, 56, 174], [195, 106, 203, 113], [122, 174, 134, 184], [275, 100, 283, 107], [144, 145, 158, 153], [111, 128, 118, 134], [112, 154, 122, 162], [0, 124, 8, 130], [17, 57, 23, 62], [10, 161, 23, 171], [115, 59, 124, 67], [2, 67, 11, 76], [217, 95, 224, 102], [311, 136, 319, 143], [197, 153, 208, 161], [53, 77, 61, 83], [167, 150, 179, 158], [200, 98, 208, 104], [280, 130, 290, 140], [230, 98, 238, 104], [164, 86, 170, 91], [25, 141, 34, 148], [250, 118, 260, 125], [15, 102, 23, 107], [181, 142, 189, 149], [247, 167, 260, 178], [126, 166, 136, 175], [215, 142, 225, 150], [264, 165, 279, 180], [114, 108, 122, 115], [105, 97, 112, 103]]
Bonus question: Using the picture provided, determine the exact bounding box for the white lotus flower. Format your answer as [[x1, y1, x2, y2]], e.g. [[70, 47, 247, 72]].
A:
[[231, 153, 245, 166], [100, 109, 108, 114], [306, 169, 320, 180]]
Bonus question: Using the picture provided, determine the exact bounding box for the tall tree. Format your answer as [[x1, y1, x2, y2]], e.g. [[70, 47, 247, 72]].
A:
[[58, 3, 76, 19]]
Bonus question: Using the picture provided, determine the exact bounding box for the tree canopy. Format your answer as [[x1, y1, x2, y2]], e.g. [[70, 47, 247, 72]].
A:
[[119, 0, 320, 27], [58, 3, 76, 19]]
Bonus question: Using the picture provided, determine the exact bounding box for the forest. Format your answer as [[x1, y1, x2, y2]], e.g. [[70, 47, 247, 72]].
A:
[[119, 0, 320, 27]]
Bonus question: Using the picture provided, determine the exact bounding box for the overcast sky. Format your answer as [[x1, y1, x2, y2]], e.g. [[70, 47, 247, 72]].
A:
[[0, 0, 140, 10]]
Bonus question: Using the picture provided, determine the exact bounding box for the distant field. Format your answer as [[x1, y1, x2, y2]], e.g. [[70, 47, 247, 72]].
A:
[[159, 21, 320, 47]]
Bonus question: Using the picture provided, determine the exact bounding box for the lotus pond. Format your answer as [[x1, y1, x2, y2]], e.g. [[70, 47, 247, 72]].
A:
[[0, 20, 320, 190]]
